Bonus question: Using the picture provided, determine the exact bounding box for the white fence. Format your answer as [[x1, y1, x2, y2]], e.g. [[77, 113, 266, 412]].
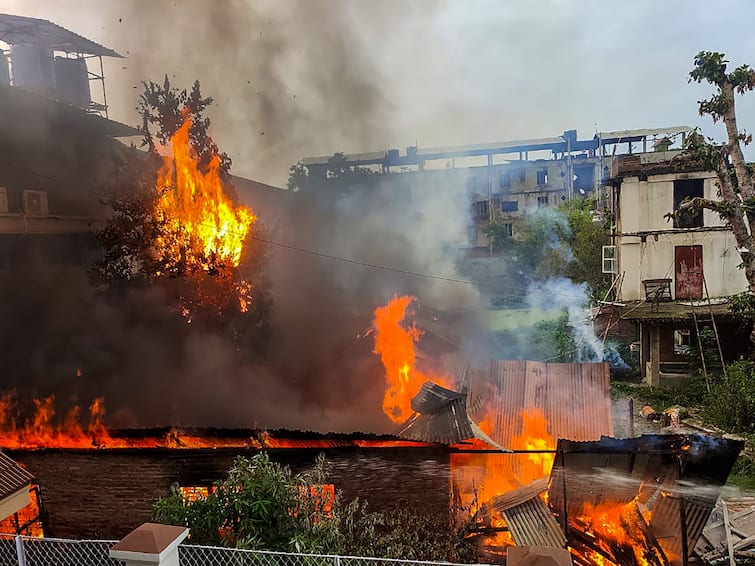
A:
[[0, 535, 475, 566]]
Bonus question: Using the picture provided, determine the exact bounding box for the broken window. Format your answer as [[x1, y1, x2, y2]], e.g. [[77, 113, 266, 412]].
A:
[[673, 179, 704, 228], [537, 196, 549, 208], [502, 223, 513, 237], [179, 486, 212, 501], [573, 164, 595, 191], [673, 329, 691, 355], [500, 171, 511, 188], [537, 170, 548, 186], [474, 200, 489, 217], [501, 200, 518, 212]]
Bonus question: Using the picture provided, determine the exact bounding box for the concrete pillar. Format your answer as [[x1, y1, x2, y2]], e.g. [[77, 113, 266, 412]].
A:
[[647, 326, 661, 387], [110, 523, 189, 566]]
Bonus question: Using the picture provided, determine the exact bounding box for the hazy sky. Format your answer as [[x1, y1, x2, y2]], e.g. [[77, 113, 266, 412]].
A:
[[4, 0, 755, 186]]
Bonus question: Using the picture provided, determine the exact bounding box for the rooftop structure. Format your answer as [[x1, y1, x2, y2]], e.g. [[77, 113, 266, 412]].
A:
[[0, 13, 122, 117]]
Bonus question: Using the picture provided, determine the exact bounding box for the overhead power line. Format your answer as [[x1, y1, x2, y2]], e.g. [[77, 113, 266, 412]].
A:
[[2, 158, 590, 301]]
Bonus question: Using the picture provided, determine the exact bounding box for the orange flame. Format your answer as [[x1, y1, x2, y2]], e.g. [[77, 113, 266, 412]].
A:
[[154, 116, 255, 271], [373, 295, 450, 423], [574, 498, 662, 566], [467, 408, 556, 501]]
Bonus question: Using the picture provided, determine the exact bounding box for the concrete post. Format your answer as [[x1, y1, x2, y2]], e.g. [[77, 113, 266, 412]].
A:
[[648, 326, 661, 387], [110, 523, 188, 566]]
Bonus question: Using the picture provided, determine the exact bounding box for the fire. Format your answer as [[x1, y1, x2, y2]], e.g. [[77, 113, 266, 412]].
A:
[[512, 408, 556, 484], [372, 295, 450, 423], [154, 115, 255, 271], [0, 394, 113, 449], [470, 407, 556, 498], [573, 498, 665, 566]]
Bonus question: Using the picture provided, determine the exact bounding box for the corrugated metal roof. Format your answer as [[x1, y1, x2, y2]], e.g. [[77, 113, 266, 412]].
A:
[[502, 497, 566, 548], [400, 382, 474, 444], [548, 434, 744, 566], [0, 451, 33, 500], [597, 126, 694, 144], [0, 14, 121, 57], [454, 359, 613, 445]]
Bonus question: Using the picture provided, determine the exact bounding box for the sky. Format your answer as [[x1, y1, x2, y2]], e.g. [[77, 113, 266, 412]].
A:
[[4, 0, 755, 187]]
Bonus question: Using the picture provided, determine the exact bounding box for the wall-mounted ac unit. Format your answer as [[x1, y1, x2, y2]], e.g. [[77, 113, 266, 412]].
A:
[[0, 187, 8, 213], [23, 190, 48, 216]]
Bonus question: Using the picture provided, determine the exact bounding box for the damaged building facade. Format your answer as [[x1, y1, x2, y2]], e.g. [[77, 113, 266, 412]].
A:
[[300, 127, 697, 256], [601, 132, 751, 386]]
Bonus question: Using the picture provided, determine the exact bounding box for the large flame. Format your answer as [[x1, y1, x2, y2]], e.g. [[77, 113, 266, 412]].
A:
[[372, 295, 450, 423], [574, 498, 665, 566], [467, 408, 556, 501], [154, 116, 255, 271]]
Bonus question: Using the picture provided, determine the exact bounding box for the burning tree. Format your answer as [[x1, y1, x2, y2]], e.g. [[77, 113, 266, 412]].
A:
[[93, 78, 270, 349]]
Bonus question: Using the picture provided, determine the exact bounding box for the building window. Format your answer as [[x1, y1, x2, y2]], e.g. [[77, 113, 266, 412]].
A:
[[501, 200, 519, 212], [0, 485, 44, 537], [673, 329, 691, 355], [537, 196, 549, 208], [502, 223, 513, 237], [299, 484, 336, 516], [517, 169, 526, 183], [673, 179, 704, 228], [179, 486, 212, 501], [500, 171, 511, 188], [474, 200, 489, 217], [602, 246, 617, 274], [537, 170, 548, 186]]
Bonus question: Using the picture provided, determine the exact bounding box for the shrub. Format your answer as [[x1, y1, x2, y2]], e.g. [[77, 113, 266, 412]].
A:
[[702, 360, 755, 432]]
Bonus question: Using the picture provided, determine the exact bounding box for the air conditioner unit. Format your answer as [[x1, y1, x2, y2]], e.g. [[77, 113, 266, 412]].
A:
[[0, 187, 7, 213], [23, 190, 48, 216]]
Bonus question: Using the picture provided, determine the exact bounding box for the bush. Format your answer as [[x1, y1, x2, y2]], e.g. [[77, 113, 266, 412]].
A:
[[702, 360, 755, 432], [153, 452, 477, 562]]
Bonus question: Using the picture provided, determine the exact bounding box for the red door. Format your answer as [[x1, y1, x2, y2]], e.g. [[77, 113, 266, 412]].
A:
[[675, 245, 703, 300]]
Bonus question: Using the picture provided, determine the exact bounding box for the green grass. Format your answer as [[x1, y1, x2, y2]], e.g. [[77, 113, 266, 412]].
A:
[[484, 308, 565, 332]]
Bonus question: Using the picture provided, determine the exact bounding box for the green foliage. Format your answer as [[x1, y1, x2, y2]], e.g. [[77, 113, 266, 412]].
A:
[[729, 290, 755, 319], [727, 453, 755, 491], [139, 76, 232, 179], [154, 453, 477, 562], [92, 79, 272, 351], [287, 153, 378, 193], [493, 313, 577, 362], [702, 360, 755, 432], [610, 376, 708, 411], [485, 197, 609, 303], [687, 326, 723, 374]]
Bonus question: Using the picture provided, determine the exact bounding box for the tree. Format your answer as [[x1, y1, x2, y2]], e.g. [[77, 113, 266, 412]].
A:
[[676, 52, 755, 343], [287, 152, 378, 193], [92, 78, 271, 352], [484, 197, 609, 302], [153, 453, 477, 561]]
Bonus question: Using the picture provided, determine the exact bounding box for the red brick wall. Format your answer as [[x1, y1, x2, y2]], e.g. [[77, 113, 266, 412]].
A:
[[7, 447, 450, 540]]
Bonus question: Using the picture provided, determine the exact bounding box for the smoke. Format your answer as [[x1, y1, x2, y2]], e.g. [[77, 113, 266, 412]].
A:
[[6, 0, 439, 186]]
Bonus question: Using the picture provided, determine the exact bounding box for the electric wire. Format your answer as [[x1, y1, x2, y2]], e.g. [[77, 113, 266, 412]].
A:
[[1, 158, 593, 301]]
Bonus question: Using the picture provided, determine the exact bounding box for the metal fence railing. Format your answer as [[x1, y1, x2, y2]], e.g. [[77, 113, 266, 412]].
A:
[[0, 535, 476, 566]]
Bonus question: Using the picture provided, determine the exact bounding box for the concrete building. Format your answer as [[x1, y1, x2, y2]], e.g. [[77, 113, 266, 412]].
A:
[[605, 141, 750, 385], [0, 14, 140, 268], [301, 128, 692, 254]]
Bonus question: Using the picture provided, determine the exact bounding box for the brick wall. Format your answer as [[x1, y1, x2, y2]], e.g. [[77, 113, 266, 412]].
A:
[[7, 447, 450, 540]]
